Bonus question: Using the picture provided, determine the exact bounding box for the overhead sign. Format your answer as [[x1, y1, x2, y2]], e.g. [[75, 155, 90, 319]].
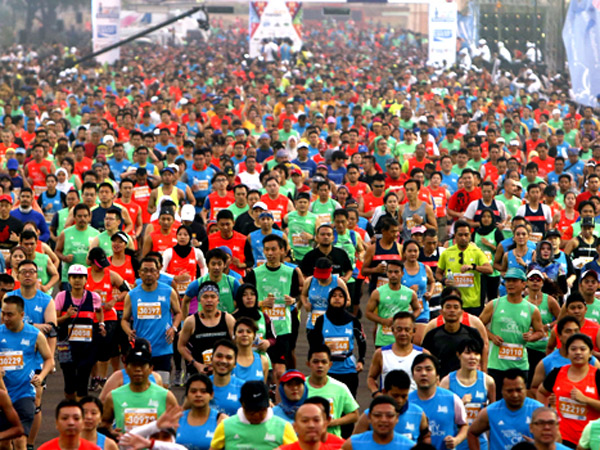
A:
[[92, 0, 122, 64], [428, 0, 457, 67], [249, 0, 303, 58]]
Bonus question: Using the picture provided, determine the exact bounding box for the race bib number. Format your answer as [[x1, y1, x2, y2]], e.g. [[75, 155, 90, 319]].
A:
[[433, 282, 443, 295], [530, 232, 543, 243], [198, 180, 209, 191], [454, 273, 474, 288], [202, 349, 213, 365], [0, 351, 24, 371], [310, 310, 325, 326], [68, 324, 93, 342], [376, 277, 390, 289], [270, 210, 282, 223], [559, 396, 587, 421], [324, 337, 350, 355], [292, 233, 309, 247], [133, 186, 150, 200], [137, 302, 161, 319], [44, 212, 54, 223], [381, 324, 394, 336], [484, 251, 493, 263], [263, 304, 286, 321], [405, 218, 416, 230], [465, 403, 483, 423], [317, 213, 331, 224], [34, 185, 47, 197], [123, 408, 157, 432], [498, 343, 524, 361], [175, 280, 191, 295], [433, 196, 444, 208]]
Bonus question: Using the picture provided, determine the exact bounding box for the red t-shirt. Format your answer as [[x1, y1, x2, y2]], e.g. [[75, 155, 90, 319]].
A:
[[39, 438, 100, 450], [448, 187, 482, 214], [530, 156, 555, 177]]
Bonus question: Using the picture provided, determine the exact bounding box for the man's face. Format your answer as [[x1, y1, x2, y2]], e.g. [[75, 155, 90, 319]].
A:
[[317, 227, 333, 247], [502, 376, 527, 409], [413, 359, 438, 390], [423, 235, 438, 254], [308, 352, 332, 378], [263, 241, 282, 264], [369, 403, 398, 436], [454, 226, 471, 248], [581, 275, 599, 296], [1, 302, 23, 330], [296, 198, 309, 213], [567, 302, 587, 321], [140, 261, 159, 285], [530, 410, 560, 445], [266, 180, 279, 196], [559, 321, 581, 345], [293, 404, 326, 445], [441, 300, 462, 323], [388, 164, 401, 179], [74, 208, 90, 228], [212, 345, 236, 376], [217, 218, 233, 236], [589, 177, 600, 192], [56, 406, 84, 437], [208, 258, 225, 277], [125, 362, 152, 384], [0, 200, 11, 217], [392, 317, 414, 346], [20, 238, 36, 258], [528, 187, 540, 203], [98, 187, 113, 204], [19, 192, 32, 208], [461, 173, 473, 189], [200, 291, 219, 312], [482, 185, 494, 201]]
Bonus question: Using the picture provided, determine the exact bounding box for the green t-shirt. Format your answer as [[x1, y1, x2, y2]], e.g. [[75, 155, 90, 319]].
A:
[[112, 382, 168, 431], [310, 198, 341, 224], [451, 164, 469, 176], [586, 299, 600, 324], [488, 296, 535, 371], [286, 211, 317, 261], [278, 129, 299, 143], [392, 141, 417, 163], [222, 414, 289, 449], [547, 119, 564, 131], [226, 203, 249, 220], [399, 119, 415, 130], [525, 294, 553, 353], [466, 159, 483, 171], [198, 274, 238, 313], [437, 244, 489, 309], [520, 176, 544, 191], [374, 283, 414, 347], [61, 225, 100, 281], [33, 252, 50, 285], [255, 264, 294, 335], [500, 130, 519, 143], [307, 376, 359, 436], [439, 138, 460, 154], [495, 194, 523, 238], [564, 129, 578, 147]]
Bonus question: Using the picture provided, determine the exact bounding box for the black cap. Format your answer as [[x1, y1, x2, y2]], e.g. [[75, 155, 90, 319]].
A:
[[126, 338, 152, 364], [88, 247, 110, 268], [240, 380, 270, 410], [582, 216, 595, 228], [545, 229, 562, 239]]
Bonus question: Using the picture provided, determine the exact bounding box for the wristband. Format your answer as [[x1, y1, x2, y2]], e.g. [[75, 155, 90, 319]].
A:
[[371, 390, 379, 398], [149, 439, 155, 450], [472, 263, 477, 271], [99, 322, 105, 327]]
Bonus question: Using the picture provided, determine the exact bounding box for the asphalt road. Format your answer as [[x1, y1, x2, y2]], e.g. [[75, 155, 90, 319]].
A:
[[38, 295, 377, 446]]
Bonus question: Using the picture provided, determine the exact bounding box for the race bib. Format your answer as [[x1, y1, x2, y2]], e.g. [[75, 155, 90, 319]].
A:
[[317, 213, 331, 224], [198, 180, 209, 191], [133, 186, 150, 200], [498, 343, 524, 361], [44, 212, 54, 223], [123, 408, 157, 432], [202, 349, 213, 365], [137, 302, 161, 320], [454, 273, 474, 288], [263, 304, 286, 321], [68, 324, 93, 342], [433, 282, 443, 295], [465, 403, 483, 423], [310, 310, 325, 326], [175, 280, 191, 295], [324, 337, 350, 355], [292, 233, 309, 247], [0, 351, 24, 371], [381, 324, 394, 336], [559, 396, 587, 421], [270, 210, 282, 223], [405, 218, 416, 230], [530, 232, 543, 243], [433, 196, 444, 208], [34, 185, 47, 197]]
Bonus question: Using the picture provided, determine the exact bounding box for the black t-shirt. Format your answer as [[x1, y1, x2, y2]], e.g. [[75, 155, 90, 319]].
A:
[[421, 323, 484, 378], [0, 216, 23, 248], [299, 247, 353, 278]]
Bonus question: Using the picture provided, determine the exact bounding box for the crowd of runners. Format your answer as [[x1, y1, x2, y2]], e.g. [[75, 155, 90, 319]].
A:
[[0, 17, 597, 450]]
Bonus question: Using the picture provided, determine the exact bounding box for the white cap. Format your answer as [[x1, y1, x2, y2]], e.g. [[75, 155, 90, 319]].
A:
[[527, 41, 535, 48], [479, 38, 486, 45], [180, 98, 189, 106], [509, 139, 521, 146], [253, 201, 268, 210], [552, 109, 561, 116], [496, 137, 506, 143], [181, 204, 195, 221], [168, 163, 179, 172], [498, 42, 505, 48], [46, 120, 55, 126], [527, 269, 544, 279], [102, 135, 115, 144], [151, 96, 159, 103], [68, 264, 87, 276]]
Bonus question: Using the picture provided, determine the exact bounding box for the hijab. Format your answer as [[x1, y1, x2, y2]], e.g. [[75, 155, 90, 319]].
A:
[[325, 286, 353, 326], [233, 283, 261, 321], [173, 225, 193, 258]]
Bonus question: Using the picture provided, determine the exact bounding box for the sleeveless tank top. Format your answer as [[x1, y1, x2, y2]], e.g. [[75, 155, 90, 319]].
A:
[[307, 275, 338, 330], [369, 238, 402, 291], [381, 344, 423, 392], [232, 351, 264, 382], [190, 313, 230, 365], [176, 408, 220, 450], [86, 268, 117, 321], [401, 202, 427, 241], [402, 262, 430, 321]]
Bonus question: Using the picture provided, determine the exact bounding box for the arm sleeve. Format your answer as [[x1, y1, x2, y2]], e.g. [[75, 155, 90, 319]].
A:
[[161, 249, 173, 273], [263, 314, 277, 344], [128, 420, 160, 437], [542, 367, 560, 393], [209, 421, 226, 449], [290, 269, 300, 298], [353, 316, 367, 363], [462, 201, 477, 220], [282, 423, 298, 445], [91, 292, 103, 311], [244, 239, 255, 268], [308, 316, 324, 351]]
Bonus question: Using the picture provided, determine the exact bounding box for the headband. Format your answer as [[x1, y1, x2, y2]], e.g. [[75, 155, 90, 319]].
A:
[[199, 284, 219, 296]]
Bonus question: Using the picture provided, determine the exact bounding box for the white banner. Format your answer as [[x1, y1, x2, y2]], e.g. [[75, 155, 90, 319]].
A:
[[92, 0, 122, 65], [428, 0, 457, 67], [249, 0, 303, 59]]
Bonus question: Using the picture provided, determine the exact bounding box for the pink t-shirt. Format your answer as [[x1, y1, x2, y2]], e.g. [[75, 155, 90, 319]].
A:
[[54, 290, 102, 312]]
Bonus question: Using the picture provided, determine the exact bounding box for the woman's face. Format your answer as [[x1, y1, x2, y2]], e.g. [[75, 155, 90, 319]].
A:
[[403, 243, 419, 262], [61, 160, 72, 174], [568, 339, 592, 366], [187, 380, 213, 409], [337, 189, 349, 205], [514, 227, 528, 245], [242, 288, 257, 308], [565, 193, 576, 208], [481, 212, 493, 226], [329, 290, 346, 308], [176, 229, 190, 246], [11, 250, 26, 268], [540, 243, 552, 259], [282, 379, 305, 401]]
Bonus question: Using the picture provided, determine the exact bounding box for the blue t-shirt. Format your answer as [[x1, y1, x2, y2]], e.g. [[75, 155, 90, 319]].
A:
[[129, 284, 174, 357], [0, 323, 40, 401], [209, 375, 244, 416], [176, 408, 220, 450], [487, 398, 543, 450], [350, 431, 414, 449]]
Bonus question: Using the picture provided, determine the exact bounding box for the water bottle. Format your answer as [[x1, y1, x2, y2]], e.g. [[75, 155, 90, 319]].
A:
[[446, 271, 454, 284]]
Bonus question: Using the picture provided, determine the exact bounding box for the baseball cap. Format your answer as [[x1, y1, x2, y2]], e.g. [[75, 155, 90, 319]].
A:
[[567, 147, 579, 155], [545, 229, 561, 239], [240, 380, 270, 410], [259, 211, 274, 220], [68, 264, 88, 276], [0, 195, 13, 204], [291, 168, 302, 177], [111, 231, 129, 244], [234, 129, 246, 137], [297, 142, 309, 150], [259, 133, 270, 140], [253, 201, 268, 211], [587, 161, 596, 167], [161, 167, 175, 175], [181, 204, 196, 221], [279, 370, 306, 384], [327, 117, 336, 124], [509, 139, 520, 146], [527, 269, 544, 279], [582, 216, 595, 228], [218, 245, 233, 257], [504, 267, 526, 281], [102, 135, 115, 144], [317, 163, 328, 170], [15, 148, 26, 155], [126, 339, 152, 365], [581, 269, 600, 282], [6, 159, 18, 170], [88, 247, 110, 269]]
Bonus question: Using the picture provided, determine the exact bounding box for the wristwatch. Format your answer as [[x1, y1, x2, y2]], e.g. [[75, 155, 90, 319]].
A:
[[471, 263, 477, 271]]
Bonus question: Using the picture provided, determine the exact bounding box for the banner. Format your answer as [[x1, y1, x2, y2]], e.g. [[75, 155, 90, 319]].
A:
[[91, 0, 121, 65], [249, 0, 303, 58], [428, 0, 457, 67], [563, 0, 600, 107]]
